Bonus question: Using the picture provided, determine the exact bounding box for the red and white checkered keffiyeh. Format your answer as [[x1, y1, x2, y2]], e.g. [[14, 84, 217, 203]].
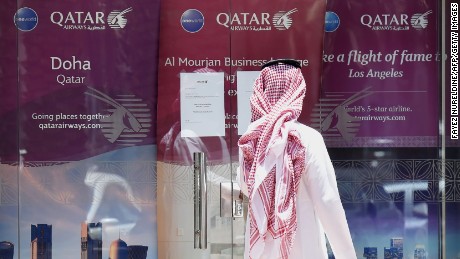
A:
[[238, 64, 307, 259]]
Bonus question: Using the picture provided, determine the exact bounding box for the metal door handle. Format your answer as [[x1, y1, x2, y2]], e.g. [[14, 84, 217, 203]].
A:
[[193, 152, 207, 249], [220, 182, 244, 218]]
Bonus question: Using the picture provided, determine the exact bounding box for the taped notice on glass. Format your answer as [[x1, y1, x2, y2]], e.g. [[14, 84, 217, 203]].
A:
[[237, 71, 259, 135], [180, 72, 225, 137]]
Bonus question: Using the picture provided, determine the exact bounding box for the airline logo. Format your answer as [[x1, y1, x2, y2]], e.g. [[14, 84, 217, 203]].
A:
[[216, 8, 299, 31], [85, 87, 151, 145], [108, 7, 133, 29], [272, 8, 298, 30], [14, 7, 38, 31], [181, 9, 205, 33], [410, 10, 432, 29], [50, 7, 133, 30], [360, 10, 432, 31], [324, 11, 340, 32]]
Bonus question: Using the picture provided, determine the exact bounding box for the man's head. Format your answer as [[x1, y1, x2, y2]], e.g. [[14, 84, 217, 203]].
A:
[[250, 60, 306, 122]]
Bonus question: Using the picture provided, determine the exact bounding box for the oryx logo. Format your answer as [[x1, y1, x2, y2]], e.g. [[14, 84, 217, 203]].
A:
[[411, 10, 432, 29], [85, 87, 151, 145], [310, 87, 374, 144], [272, 8, 298, 30], [108, 7, 133, 29]]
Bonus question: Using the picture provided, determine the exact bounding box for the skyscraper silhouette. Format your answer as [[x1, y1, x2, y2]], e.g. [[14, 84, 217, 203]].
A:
[[391, 237, 403, 259], [109, 239, 128, 259], [363, 247, 377, 259], [31, 224, 52, 259], [127, 245, 148, 259], [414, 245, 427, 259], [384, 237, 403, 259], [81, 222, 102, 259], [0, 241, 14, 259]]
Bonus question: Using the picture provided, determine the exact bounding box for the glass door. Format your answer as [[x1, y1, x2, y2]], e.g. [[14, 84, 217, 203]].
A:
[[156, 0, 327, 258], [156, 1, 237, 258]]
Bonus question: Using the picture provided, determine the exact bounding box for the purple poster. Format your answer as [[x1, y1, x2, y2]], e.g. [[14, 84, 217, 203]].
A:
[[0, 0, 19, 161], [319, 0, 440, 148], [0, 0, 21, 257], [321, 1, 445, 258], [157, 0, 327, 163], [2, 1, 160, 258], [17, 3, 158, 161]]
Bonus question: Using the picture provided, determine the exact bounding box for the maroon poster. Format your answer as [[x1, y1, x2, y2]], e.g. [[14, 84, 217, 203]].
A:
[[320, 0, 440, 147], [157, 0, 327, 163], [4, 1, 161, 258]]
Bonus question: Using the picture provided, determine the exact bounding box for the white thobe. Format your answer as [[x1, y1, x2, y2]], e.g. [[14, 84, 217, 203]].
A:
[[238, 123, 357, 259]]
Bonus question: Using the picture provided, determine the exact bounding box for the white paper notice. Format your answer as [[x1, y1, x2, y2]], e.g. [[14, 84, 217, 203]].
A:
[[237, 71, 260, 135], [180, 72, 225, 137]]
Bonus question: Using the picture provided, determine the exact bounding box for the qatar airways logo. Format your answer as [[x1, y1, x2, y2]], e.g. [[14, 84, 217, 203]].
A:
[[50, 7, 133, 30], [272, 8, 298, 30], [216, 8, 298, 31], [360, 10, 432, 31]]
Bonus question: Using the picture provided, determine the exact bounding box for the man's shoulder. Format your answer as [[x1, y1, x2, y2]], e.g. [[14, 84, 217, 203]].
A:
[[295, 122, 323, 138], [293, 123, 329, 161]]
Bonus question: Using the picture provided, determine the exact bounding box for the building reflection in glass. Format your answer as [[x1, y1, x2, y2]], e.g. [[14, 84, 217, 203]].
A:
[[81, 222, 102, 259], [31, 224, 52, 259], [0, 241, 14, 259]]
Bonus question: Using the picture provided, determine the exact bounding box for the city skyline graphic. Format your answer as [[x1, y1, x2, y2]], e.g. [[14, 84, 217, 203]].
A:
[[4, 232, 434, 259], [1, 149, 460, 258], [17, 222, 149, 259], [0, 146, 157, 259]]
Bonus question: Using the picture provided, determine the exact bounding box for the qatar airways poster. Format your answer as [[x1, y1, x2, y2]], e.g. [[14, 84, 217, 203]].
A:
[[2, 1, 160, 258], [156, 0, 327, 164], [320, 1, 457, 259], [319, 0, 440, 148]]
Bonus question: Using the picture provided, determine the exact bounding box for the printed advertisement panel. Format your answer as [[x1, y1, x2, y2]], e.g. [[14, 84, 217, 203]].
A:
[[0, 0, 19, 161], [319, 0, 440, 148], [157, 0, 327, 163], [17, 4, 158, 161], [1, 1, 22, 258], [6, 1, 160, 259], [320, 1, 455, 259]]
